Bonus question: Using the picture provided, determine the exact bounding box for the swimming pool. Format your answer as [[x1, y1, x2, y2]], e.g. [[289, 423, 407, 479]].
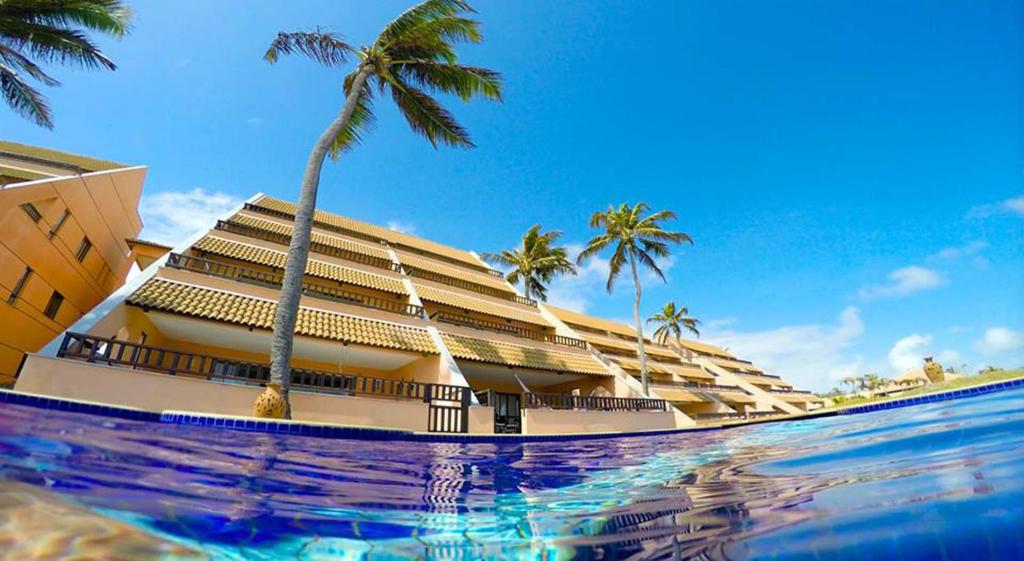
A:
[[0, 388, 1021, 560]]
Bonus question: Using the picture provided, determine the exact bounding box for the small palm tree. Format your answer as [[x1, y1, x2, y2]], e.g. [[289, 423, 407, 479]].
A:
[[647, 302, 701, 346], [578, 203, 692, 395], [0, 0, 131, 128], [261, 0, 501, 418], [481, 224, 575, 301]]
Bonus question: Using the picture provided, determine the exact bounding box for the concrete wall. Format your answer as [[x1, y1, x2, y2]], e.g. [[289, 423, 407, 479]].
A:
[[467, 405, 495, 435], [523, 408, 677, 435], [15, 355, 430, 431]]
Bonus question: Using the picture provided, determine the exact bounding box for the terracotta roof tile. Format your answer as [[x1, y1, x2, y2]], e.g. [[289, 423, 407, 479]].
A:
[[440, 333, 610, 376], [230, 213, 391, 260], [415, 283, 548, 326], [192, 236, 406, 295], [398, 251, 513, 293], [127, 279, 435, 353], [544, 304, 637, 339]]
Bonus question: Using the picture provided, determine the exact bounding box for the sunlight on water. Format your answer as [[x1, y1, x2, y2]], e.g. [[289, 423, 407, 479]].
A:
[[0, 389, 1021, 560]]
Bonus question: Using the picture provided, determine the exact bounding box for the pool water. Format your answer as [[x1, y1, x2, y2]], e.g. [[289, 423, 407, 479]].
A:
[[0, 389, 1022, 560]]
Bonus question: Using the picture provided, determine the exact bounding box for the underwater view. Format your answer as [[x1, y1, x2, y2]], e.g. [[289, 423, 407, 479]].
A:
[[0, 388, 1021, 560]]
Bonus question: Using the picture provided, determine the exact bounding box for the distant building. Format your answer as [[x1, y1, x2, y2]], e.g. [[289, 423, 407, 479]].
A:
[[15, 193, 818, 434], [0, 141, 159, 383]]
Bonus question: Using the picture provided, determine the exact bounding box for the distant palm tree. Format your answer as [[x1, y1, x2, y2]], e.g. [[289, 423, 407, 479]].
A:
[[481, 224, 575, 301], [262, 0, 501, 418], [579, 203, 692, 395], [0, 0, 131, 128], [647, 302, 701, 346]]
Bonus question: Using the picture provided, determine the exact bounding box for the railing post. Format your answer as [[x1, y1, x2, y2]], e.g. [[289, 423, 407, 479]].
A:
[[56, 333, 72, 358]]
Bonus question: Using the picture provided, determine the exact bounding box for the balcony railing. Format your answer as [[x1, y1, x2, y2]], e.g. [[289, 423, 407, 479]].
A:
[[403, 266, 536, 306], [430, 311, 587, 349], [56, 332, 450, 401], [767, 388, 813, 395], [650, 380, 710, 390], [167, 253, 424, 318], [524, 392, 668, 412], [215, 220, 401, 273], [244, 202, 505, 278]]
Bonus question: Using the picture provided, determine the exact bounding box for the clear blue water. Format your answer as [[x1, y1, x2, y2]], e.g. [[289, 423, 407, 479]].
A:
[[0, 388, 1022, 560]]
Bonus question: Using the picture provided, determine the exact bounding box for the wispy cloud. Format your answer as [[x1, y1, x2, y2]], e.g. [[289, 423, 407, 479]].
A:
[[928, 240, 988, 262], [888, 333, 965, 373], [973, 327, 1024, 355], [139, 188, 242, 246], [857, 265, 946, 301], [703, 306, 866, 391], [545, 243, 610, 312], [386, 220, 416, 234], [967, 195, 1024, 219]]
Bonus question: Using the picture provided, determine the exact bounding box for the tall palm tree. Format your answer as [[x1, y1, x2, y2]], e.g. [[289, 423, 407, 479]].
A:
[[481, 224, 575, 301], [0, 0, 131, 128], [578, 203, 692, 395], [261, 0, 501, 418], [647, 302, 701, 346]]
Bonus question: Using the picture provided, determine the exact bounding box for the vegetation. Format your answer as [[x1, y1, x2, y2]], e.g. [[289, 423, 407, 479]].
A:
[[822, 368, 1024, 410], [647, 302, 701, 345], [481, 224, 575, 301], [579, 203, 692, 395], [0, 0, 131, 128], [262, 0, 502, 417]]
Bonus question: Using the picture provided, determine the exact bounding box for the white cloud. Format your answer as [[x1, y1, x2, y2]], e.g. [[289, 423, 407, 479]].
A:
[[888, 333, 932, 371], [386, 220, 416, 234], [544, 243, 610, 312], [858, 265, 946, 301], [929, 241, 988, 262], [968, 195, 1024, 219], [139, 188, 242, 246], [974, 327, 1024, 355], [703, 306, 865, 392]]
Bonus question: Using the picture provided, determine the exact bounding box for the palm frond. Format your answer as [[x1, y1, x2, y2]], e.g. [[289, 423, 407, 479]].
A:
[[0, 64, 52, 127], [1, 23, 115, 69], [0, 45, 59, 85], [396, 61, 501, 101], [385, 74, 473, 148], [377, 0, 474, 49], [0, 0, 131, 37], [264, 31, 355, 66], [326, 71, 376, 158]]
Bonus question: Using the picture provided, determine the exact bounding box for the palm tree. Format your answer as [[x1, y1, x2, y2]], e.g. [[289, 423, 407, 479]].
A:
[[261, 0, 501, 418], [578, 203, 692, 395], [647, 302, 701, 346], [0, 0, 131, 128], [481, 224, 575, 301]]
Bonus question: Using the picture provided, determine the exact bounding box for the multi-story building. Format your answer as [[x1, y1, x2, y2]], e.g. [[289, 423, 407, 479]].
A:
[[0, 141, 156, 384], [14, 193, 818, 434]]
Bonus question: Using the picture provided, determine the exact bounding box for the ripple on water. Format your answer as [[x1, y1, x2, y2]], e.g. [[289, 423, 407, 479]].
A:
[[0, 388, 1021, 560]]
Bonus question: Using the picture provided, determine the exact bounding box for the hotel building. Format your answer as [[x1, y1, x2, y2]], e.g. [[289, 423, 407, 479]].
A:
[[0, 142, 160, 385], [14, 194, 819, 434]]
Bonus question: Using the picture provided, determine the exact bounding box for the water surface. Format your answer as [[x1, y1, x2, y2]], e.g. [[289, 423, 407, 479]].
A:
[[0, 388, 1021, 560]]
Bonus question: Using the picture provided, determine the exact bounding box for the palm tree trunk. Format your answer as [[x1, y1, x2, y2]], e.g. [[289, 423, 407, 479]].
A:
[[628, 253, 649, 396], [267, 67, 371, 418]]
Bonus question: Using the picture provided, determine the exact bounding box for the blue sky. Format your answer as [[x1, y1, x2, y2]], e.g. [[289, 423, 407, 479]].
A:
[[3, 0, 1021, 390]]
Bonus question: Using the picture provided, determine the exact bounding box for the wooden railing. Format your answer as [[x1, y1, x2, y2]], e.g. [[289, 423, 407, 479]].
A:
[[55, 332, 456, 402], [215, 220, 400, 273], [244, 202, 505, 278], [167, 253, 424, 317], [524, 392, 668, 412], [430, 311, 586, 349], [767, 388, 813, 395]]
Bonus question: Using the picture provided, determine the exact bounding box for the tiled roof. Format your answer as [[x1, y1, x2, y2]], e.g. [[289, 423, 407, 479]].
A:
[[254, 196, 485, 270], [650, 386, 706, 403], [581, 332, 636, 353], [229, 213, 391, 260], [711, 390, 756, 405], [414, 284, 548, 326], [775, 392, 814, 403], [711, 357, 764, 373], [127, 279, 436, 353], [609, 355, 672, 375], [644, 343, 681, 361], [678, 338, 735, 359], [544, 304, 637, 339], [737, 373, 788, 388], [660, 363, 716, 381], [192, 236, 407, 295], [398, 251, 513, 293], [440, 333, 610, 376]]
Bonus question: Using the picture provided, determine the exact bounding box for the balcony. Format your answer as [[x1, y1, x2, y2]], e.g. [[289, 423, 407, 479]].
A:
[[215, 219, 400, 273], [55, 332, 451, 402], [167, 253, 424, 318], [430, 311, 586, 349], [403, 265, 536, 306], [523, 391, 668, 412], [244, 202, 504, 278]]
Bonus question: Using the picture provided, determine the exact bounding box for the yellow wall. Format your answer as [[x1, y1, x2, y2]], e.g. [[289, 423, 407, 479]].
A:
[[0, 167, 146, 383]]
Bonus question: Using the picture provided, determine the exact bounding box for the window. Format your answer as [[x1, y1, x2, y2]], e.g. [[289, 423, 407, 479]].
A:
[[48, 209, 70, 239], [20, 203, 42, 223], [75, 237, 92, 262], [43, 291, 63, 319], [7, 267, 31, 304]]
